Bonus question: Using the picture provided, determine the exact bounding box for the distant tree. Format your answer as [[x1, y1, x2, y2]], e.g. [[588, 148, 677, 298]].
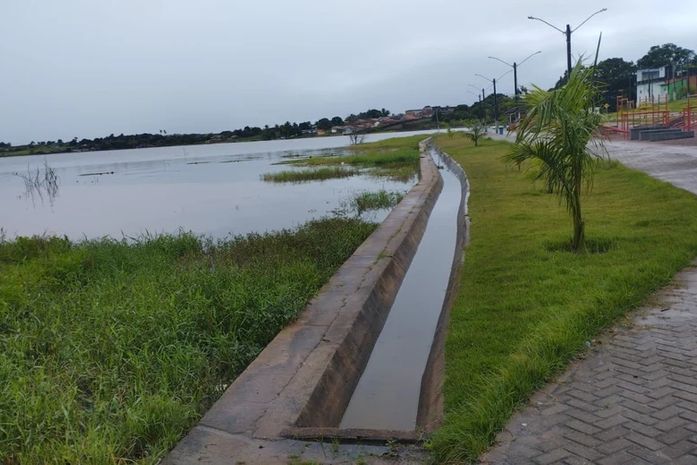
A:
[[595, 58, 637, 110], [638, 43, 695, 69], [380, 108, 390, 117], [316, 118, 332, 130], [359, 109, 384, 119], [330, 116, 344, 126]]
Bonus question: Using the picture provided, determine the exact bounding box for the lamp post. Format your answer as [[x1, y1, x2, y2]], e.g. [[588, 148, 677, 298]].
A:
[[475, 72, 509, 132], [468, 84, 484, 103], [528, 8, 607, 77], [488, 51, 541, 101]]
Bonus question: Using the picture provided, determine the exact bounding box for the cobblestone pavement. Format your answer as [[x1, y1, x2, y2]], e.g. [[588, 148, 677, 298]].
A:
[[481, 141, 697, 465]]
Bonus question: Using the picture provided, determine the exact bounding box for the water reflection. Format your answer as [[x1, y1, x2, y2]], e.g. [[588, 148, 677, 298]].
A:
[[14, 159, 60, 207], [0, 131, 439, 240]]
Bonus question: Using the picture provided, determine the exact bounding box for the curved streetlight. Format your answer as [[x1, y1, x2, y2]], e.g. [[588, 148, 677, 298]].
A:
[[528, 8, 607, 76], [475, 70, 511, 131], [488, 50, 541, 100]]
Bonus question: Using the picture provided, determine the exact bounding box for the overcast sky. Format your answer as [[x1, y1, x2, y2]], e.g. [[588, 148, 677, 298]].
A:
[[1, 0, 695, 144]]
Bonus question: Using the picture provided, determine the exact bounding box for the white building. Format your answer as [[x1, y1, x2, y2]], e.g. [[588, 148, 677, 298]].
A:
[[636, 66, 670, 104]]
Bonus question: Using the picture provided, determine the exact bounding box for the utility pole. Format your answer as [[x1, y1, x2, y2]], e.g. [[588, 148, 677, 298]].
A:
[[493, 79, 498, 126], [489, 51, 541, 102], [565, 24, 572, 77], [528, 8, 606, 78], [476, 73, 507, 133]]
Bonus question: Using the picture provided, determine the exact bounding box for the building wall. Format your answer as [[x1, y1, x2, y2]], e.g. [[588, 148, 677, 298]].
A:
[[637, 80, 668, 105]]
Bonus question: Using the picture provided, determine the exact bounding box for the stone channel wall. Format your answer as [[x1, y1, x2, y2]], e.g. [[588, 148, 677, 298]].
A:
[[163, 138, 446, 463]]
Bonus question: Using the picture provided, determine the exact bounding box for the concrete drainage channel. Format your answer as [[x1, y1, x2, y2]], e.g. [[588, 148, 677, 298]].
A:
[[163, 139, 470, 464]]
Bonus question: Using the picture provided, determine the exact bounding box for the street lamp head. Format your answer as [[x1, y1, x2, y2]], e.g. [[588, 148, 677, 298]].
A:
[[488, 56, 514, 68]]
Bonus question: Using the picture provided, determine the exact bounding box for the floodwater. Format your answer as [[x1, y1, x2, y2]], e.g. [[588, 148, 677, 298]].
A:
[[0, 131, 444, 240], [340, 147, 462, 431]]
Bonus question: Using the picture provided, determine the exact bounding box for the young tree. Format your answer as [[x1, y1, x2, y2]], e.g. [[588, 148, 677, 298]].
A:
[[508, 63, 605, 251], [464, 120, 485, 146]]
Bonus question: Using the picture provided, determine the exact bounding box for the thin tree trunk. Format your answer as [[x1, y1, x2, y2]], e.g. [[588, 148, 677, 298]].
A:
[[571, 165, 585, 251]]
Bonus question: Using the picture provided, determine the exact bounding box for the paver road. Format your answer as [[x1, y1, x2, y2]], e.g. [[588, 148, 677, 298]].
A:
[[481, 140, 697, 465]]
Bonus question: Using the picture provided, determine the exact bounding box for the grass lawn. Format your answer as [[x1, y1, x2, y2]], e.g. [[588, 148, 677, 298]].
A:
[[0, 218, 375, 464], [430, 134, 697, 463]]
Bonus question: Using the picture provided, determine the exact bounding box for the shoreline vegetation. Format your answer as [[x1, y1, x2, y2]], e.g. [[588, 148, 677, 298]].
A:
[[0, 117, 457, 159], [353, 190, 404, 214], [261, 166, 359, 183], [283, 136, 423, 182], [0, 218, 376, 464], [259, 135, 423, 184], [431, 134, 697, 463]]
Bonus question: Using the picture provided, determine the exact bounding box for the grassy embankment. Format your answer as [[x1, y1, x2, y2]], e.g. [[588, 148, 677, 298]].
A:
[[270, 135, 423, 183], [0, 219, 375, 464], [430, 134, 697, 463]]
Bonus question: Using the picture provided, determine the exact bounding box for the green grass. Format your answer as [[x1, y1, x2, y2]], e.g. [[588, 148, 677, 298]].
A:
[[289, 135, 424, 182], [262, 166, 358, 183], [353, 190, 404, 214], [430, 135, 697, 463], [0, 218, 375, 464]]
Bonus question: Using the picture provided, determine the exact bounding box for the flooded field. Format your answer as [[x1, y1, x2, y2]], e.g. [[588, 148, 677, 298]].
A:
[[0, 131, 443, 240]]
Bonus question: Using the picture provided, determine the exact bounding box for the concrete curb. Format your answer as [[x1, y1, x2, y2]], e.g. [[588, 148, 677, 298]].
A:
[[163, 138, 444, 464]]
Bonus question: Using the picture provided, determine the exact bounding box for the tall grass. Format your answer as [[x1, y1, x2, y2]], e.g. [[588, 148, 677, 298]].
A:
[[430, 135, 697, 463], [261, 167, 358, 183], [0, 218, 375, 464], [352, 190, 404, 214]]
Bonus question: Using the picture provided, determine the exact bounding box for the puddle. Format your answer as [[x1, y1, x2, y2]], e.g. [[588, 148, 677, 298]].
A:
[[339, 147, 462, 431]]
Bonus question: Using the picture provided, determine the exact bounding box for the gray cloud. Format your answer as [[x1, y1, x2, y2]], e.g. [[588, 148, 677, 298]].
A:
[[1, 0, 695, 144]]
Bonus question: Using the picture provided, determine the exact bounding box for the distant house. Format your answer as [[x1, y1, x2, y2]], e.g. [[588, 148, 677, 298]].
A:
[[636, 65, 671, 104]]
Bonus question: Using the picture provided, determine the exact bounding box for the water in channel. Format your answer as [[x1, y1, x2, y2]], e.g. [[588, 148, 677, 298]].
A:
[[340, 147, 462, 431]]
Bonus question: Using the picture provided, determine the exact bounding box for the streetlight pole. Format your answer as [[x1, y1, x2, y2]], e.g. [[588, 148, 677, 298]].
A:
[[488, 51, 542, 100], [528, 8, 607, 77], [476, 72, 508, 132]]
